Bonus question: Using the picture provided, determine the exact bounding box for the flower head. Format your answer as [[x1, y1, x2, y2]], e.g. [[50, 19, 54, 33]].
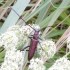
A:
[[1, 50, 25, 70], [21, 25, 33, 36], [7, 25, 20, 32], [7, 25, 28, 47], [28, 58, 46, 70], [21, 24, 40, 35], [4, 50, 24, 66], [1, 61, 19, 70], [0, 32, 18, 51], [38, 40, 56, 59], [48, 57, 70, 70]]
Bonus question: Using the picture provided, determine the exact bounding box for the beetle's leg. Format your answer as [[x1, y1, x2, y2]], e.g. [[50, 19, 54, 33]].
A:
[[20, 46, 30, 51]]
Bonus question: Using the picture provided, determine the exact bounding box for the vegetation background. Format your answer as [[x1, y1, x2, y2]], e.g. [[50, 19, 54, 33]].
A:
[[0, 0, 70, 69]]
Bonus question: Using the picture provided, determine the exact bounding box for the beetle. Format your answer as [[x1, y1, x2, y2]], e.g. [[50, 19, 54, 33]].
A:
[[10, 6, 44, 61], [28, 29, 40, 60], [20, 24, 40, 61]]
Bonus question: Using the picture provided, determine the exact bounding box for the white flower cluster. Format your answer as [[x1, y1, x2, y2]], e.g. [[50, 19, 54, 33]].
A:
[[21, 24, 40, 36], [0, 25, 34, 70], [67, 33, 70, 49], [38, 40, 56, 59], [1, 61, 19, 70], [0, 25, 33, 50], [48, 57, 70, 70], [28, 58, 46, 70], [0, 32, 18, 51], [21, 25, 33, 36], [7, 25, 26, 48], [0, 50, 24, 70], [4, 50, 24, 66]]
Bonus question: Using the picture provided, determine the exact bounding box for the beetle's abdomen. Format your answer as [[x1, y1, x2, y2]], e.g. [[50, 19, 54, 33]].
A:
[[28, 38, 38, 61]]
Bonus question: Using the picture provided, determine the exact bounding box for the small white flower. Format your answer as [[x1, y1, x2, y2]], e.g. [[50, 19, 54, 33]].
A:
[[0, 32, 18, 51], [7, 25, 28, 47], [38, 40, 56, 59], [28, 58, 46, 70], [7, 25, 20, 32], [21, 25, 33, 36], [21, 24, 40, 35], [4, 50, 24, 67], [1, 61, 19, 70], [48, 57, 70, 70]]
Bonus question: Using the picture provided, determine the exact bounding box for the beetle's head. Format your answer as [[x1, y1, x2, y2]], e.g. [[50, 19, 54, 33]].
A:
[[33, 24, 40, 32]]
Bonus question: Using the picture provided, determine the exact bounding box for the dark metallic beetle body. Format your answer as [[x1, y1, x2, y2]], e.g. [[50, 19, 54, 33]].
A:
[[28, 30, 39, 60]]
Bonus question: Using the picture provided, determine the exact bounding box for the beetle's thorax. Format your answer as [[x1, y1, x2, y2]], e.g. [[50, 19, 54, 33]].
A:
[[33, 30, 39, 40]]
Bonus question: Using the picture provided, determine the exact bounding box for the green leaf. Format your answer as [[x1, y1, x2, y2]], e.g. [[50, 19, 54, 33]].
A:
[[0, 50, 5, 58], [0, 0, 30, 35], [0, 58, 4, 63], [35, 0, 51, 24], [41, 0, 70, 37], [23, 0, 51, 23], [45, 0, 70, 27], [59, 12, 70, 25], [46, 29, 66, 38], [39, 11, 55, 29], [0, 0, 4, 3]]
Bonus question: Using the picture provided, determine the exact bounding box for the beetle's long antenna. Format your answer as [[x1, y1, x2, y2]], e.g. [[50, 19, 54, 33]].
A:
[[9, 6, 53, 31], [9, 6, 36, 31]]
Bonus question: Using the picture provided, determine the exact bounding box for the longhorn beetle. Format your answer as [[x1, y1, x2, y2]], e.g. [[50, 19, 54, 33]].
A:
[[9, 6, 48, 61]]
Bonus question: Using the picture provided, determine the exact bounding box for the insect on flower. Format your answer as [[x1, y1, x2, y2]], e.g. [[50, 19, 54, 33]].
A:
[[9, 6, 51, 61], [20, 24, 41, 61]]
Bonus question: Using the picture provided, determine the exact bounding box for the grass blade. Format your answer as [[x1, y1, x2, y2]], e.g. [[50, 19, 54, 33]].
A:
[[0, 0, 30, 34]]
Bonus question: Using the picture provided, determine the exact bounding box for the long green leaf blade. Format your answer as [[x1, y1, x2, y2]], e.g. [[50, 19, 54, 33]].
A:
[[0, 0, 30, 34]]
